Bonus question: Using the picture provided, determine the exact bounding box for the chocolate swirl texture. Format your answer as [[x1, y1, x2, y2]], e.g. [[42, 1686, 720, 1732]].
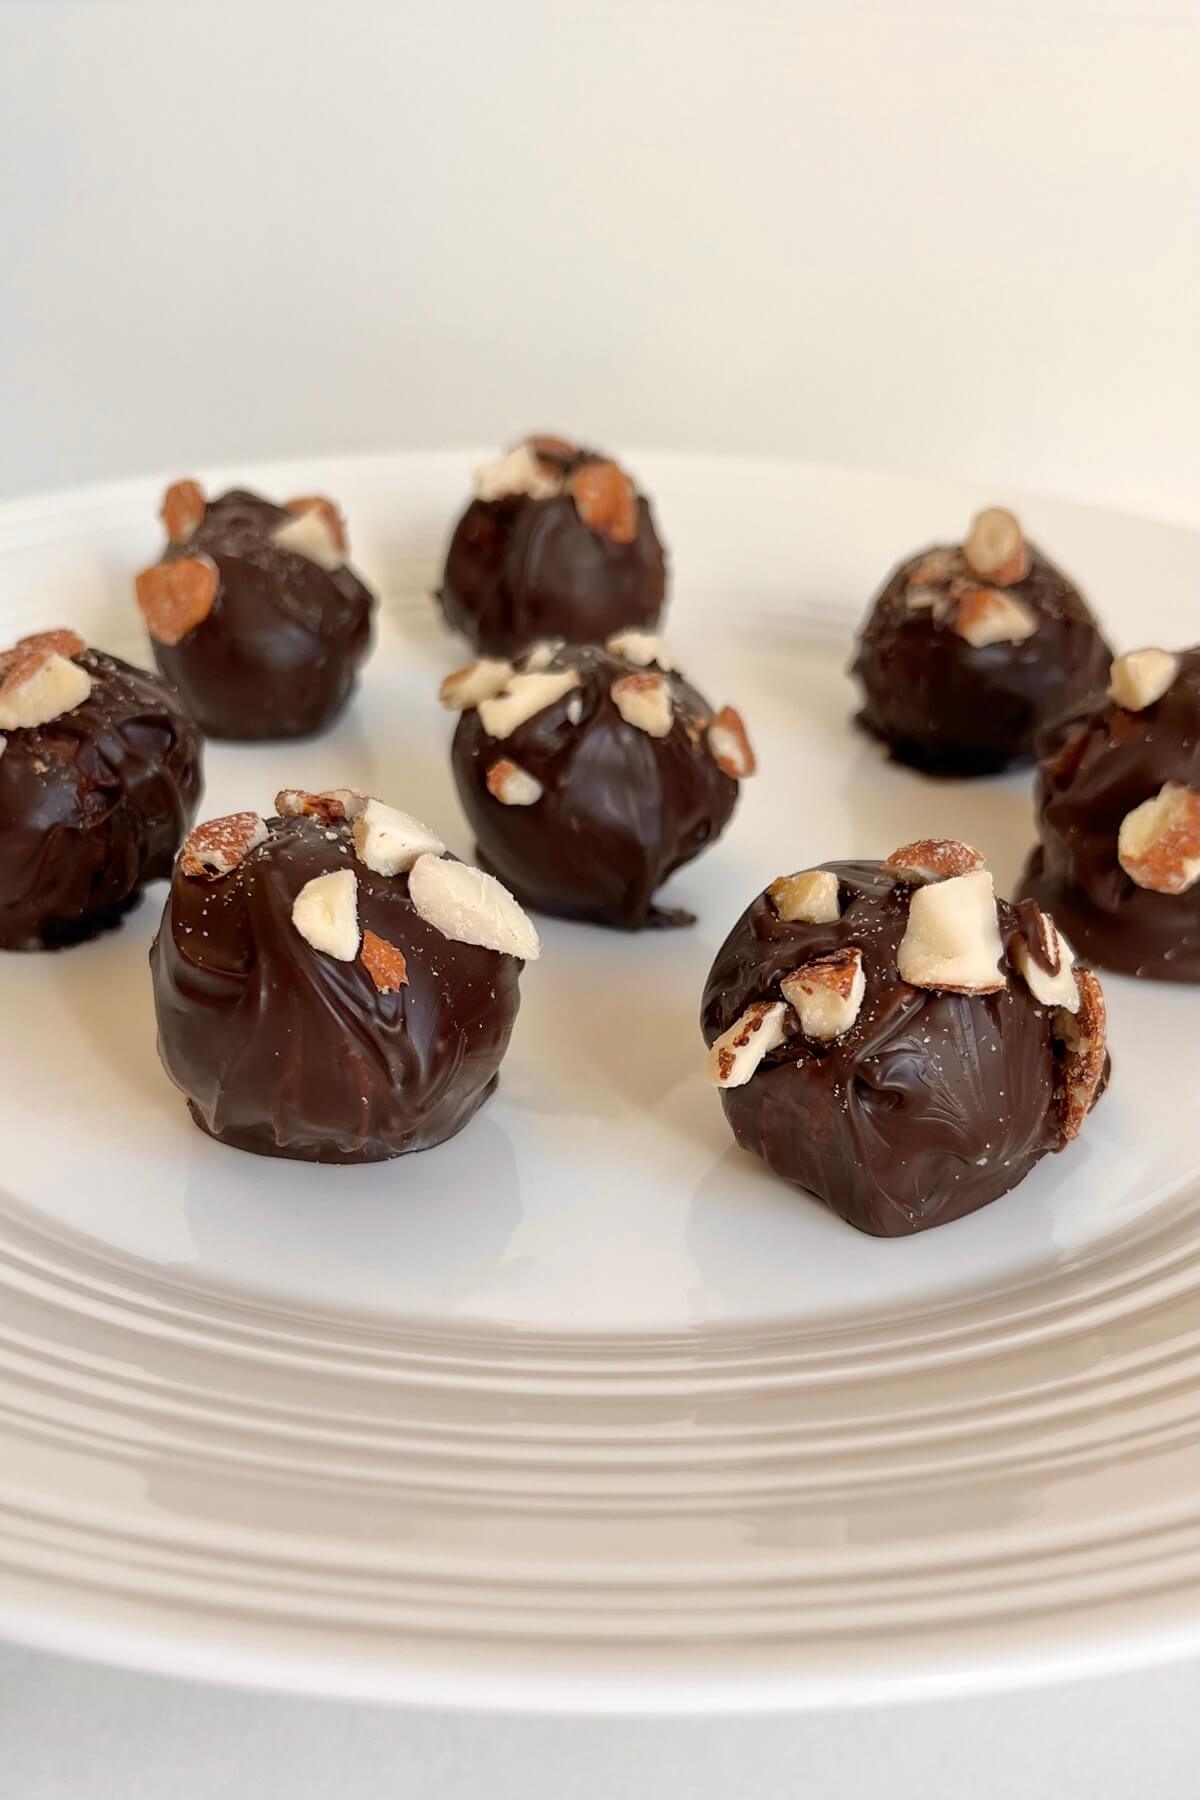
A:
[[852, 542, 1111, 774], [143, 489, 374, 740], [1020, 646, 1200, 981], [439, 441, 667, 655], [701, 861, 1107, 1236], [0, 648, 203, 951], [150, 813, 524, 1163], [450, 643, 741, 930]]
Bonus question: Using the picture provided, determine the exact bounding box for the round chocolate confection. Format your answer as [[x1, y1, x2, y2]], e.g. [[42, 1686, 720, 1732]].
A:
[[135, 481, 374, 741], [0, 629, 203, 951], [438, 436, 667, 656], [1020, 645, 1200, 981], [852, 507, 1112, 774], [151, 791, 538, 1164], [701, 843, 1108, 1236], [445, 636, 753, 930]]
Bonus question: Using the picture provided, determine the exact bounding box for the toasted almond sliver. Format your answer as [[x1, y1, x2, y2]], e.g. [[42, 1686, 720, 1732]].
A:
[[953, 586, 1038, 648], [407, 853, 540, 960], [707, 705, 756, 778], [768, 869, 840, 924], [1107, 648, 1180, 713], [884, 839, 986, 884], [1054, 968, 1107, 1143], [478, 669, 580, 739], [780, 948, 866, 1041], [486, 759, 543, 806], [611, 671, 673, 738], [439, 657, 515, 711], [361, 930, 408, 993], [135, 555, 219, 646], [1117, 783, 1200, 895], [896, 868, 1006, 994], [352, 799, 445, 877], [568, 460, 639, 543], [962, 507, 1029, 587], [707, 1000, 789, 1089], [1012, 908, 1079, 1012], [292, 868, 360, 960], [180, 811, 268, 880], [160, 479, 206, 543], [0, 651, 93, 730]]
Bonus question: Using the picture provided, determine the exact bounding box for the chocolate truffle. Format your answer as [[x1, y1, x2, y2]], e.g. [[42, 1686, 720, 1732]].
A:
[[135, 481, 374, 740], [437, 436, 667, 656], [1020, 645, 1200, 981], [701, 841, 1108, 1236], [0, 628, 202, 951], [443, 634, 754, 929], [150, 790, 538, 1163], [852, 507, 1112, 774]]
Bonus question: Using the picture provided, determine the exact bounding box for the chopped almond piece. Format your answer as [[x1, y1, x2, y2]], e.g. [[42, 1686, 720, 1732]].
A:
[[611, 671, 673, 738], [896, 869, 1006, 993], [439, 657, 515, 711], [1012, 907, 1079, 1012], [160, 479, 206, 543], [292, 868, 360, 960], [1053, 969, 1107, 1143], [707, 1000, 789, 1089], [1107, 648, 1179, 712], [953, 586, 1038, 648], [361, 930, 408, 992], [780, 948, 866, 1041], [0, 650, 93, 730], [180, 812, 268, 880], [136, 555, 219, 646], [884, 839, 986, 884], [962, 507, 1029, 586], [486, 759, 543, 805], [1117, 783, 1200, 894], [568, 460, 638, 543], [707, 706, 756, 778], [275, 788, 365, 824], [768, 869, 840, 924]]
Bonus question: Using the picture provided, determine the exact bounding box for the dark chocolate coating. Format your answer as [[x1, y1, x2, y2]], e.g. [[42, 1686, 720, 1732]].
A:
[[439, 448, 667, 656], [150, 490, 374, 740], [1020, 646, 1200, 981], [150, 814, 523, 1163], [451, 643, 738, 930], [701, 861, 1102, 1237], [0, 649, 203, 951], [852, 543, 1112, 774]]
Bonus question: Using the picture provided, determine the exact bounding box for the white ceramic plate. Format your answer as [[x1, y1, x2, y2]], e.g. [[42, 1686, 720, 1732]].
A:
[[0, 454, 1197, 1712]]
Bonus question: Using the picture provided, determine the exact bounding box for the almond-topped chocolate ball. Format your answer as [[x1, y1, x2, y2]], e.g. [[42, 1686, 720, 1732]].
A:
[[0, 628, 202, 951], [151, 791, 538, 1163], [701, 841, 1109, 1236], [437, 436, 668, 656], [852, 507, 1112, 774], [443, 634, 753, 929], [135, 481, 375, 740], [1020, 645, 1200, 981]]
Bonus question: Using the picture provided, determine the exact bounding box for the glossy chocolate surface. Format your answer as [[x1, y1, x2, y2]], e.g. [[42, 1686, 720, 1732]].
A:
[[1020, 646, 1200, 981], [701, 861, 1104, 1236], [151, 813, 523, 1163], [439, 446, 667, 656], [150, 489, 374, 740], [852, 543, 1111, 774], [0, 649, 203, 951], [451, 643, 738, 930]]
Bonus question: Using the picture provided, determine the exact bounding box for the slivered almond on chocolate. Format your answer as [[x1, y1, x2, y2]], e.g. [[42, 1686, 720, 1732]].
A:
[[908, 548, 961, 588], [707, 706, 756, 778], [180, 811, 268, 880], [486, 759, 543, 806], [474, 442, 564, 503], [1053, 968, 1107, 1143], [275, 788, 366, 824], [15, 629, 86, 660], [136, 555, 219, 646], [707, 1000, 789, 1089], [611, 671, 673, 738], [606, 629, 674, 670], [0, 650, 93, 730], [352, 799, 445, 876], [408, 853, 540, 960], [272, 499, 344, 570], [1107, 647, 1179, 712], [884, 839, 986, 884], [522, 639, 564, 672], [953, 586, 1038, 648], [780, 948, 866, 1041], [1012, 907, 1079, 1012], [160, 479, 206, 543], [896, 868, 1006, 993], [769, 869, 840, 924], [1117, 782, 1200, 894], [568, 460, 638, 544], [292, 867, 360, 960], [478, 669, 580, 739], [962, 507, 1029, 587], [361, 930, 408, 993], [439, 656, 515, 711]]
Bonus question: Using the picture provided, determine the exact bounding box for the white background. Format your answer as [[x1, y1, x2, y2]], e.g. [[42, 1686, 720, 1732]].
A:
[[1, 0, 1197, 1794]]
